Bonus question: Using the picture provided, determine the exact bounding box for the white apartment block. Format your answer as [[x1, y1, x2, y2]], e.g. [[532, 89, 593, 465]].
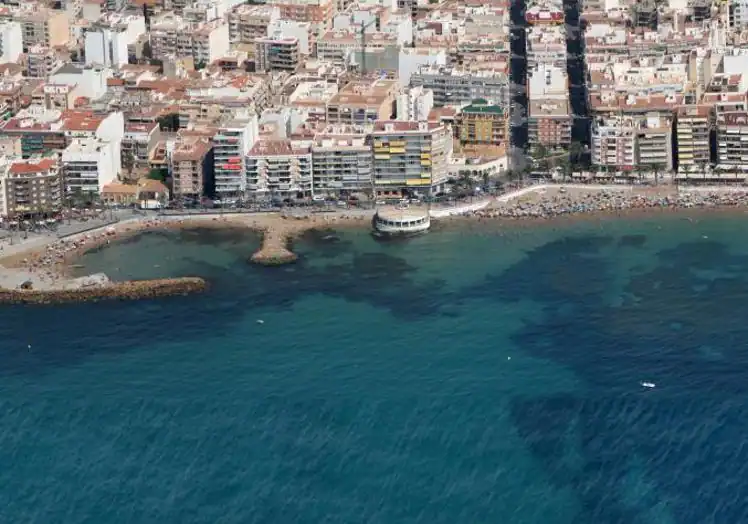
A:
[[213, 116, 258, 198], [85, 16, 146, 68], [85, 29, 128, 68], [396, 86, 434, 122], [246, 139, 313, 199], [0, 22, 22, 63], [591, 117, 636, 171], [61, 138, 118, 194], [409, 65, 510, 108], [50, 64, 112, 101], [193, 20, 230, 65], [730, 0, 748, 28]]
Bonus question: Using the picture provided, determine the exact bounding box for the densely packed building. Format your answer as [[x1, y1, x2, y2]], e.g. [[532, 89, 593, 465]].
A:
[[0, 0, 748, 217]]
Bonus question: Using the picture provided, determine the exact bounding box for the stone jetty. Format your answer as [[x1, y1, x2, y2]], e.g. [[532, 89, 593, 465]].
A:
[[250, 225, 299, 266], [0, 277, 208, 305]]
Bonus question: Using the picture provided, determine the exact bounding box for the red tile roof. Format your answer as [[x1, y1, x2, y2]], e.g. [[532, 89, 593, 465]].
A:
[[9, 158, 57, 174]]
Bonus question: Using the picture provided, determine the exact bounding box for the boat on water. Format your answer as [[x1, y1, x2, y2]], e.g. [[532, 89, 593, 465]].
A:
[[372, 208, 430, 237], [640, 382, 656, 388]]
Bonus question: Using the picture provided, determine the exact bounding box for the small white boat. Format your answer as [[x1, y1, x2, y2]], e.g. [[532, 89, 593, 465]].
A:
[[640, 382, 656, 388]]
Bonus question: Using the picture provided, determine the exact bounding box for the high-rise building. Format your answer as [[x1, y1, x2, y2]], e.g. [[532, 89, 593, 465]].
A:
[[20, 9, 69, 51], [311, 124, 372, 197], [213, 115, 258, 199], [676, 105, 711, 172], [716, 111, 748, 174], [246, 139, 313, 200], [0, 158, 62, 217], [370, 120, 452, 197]]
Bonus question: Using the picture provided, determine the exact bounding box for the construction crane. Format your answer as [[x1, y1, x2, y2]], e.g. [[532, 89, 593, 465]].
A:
[[358, 17, 378, 76]]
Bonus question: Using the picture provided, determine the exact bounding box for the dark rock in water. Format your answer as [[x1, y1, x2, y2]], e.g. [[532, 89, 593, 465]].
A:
[[321, 234, 340, 242]]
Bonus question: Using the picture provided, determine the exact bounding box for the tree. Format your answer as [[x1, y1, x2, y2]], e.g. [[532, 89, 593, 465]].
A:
[[148, 168, 167, 182], [71, 187, 85, 208], [157, 113, 180, 132], [531, 143, 550, 175], [569, 140, 584, 169]]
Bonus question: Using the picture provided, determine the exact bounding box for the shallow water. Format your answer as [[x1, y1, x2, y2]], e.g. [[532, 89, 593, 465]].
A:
[[2, 215, 748, 523]]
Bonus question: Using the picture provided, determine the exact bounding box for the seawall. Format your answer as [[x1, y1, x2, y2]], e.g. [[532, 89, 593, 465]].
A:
[[0, 277, 208, 305]]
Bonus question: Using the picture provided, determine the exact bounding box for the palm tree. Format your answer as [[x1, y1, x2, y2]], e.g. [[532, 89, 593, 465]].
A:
[[568, 140, 584, 170], [696, 161, 708, 183], [652, 164, 661, 186]]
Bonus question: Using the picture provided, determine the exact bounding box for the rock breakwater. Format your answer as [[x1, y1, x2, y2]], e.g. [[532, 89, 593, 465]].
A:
[[475, 189, 748, 220], [0, 277, 207, 305]]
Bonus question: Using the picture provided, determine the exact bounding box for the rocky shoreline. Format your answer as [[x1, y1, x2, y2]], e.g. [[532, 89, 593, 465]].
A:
[[0, 277, 208, 305], [475, 188, 748, 220]]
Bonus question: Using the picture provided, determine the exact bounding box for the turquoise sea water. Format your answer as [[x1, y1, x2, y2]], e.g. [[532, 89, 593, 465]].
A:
[[2, 212, 748, 523]]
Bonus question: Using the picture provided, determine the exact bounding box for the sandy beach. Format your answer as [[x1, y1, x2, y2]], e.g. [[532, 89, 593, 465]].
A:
[[0, 210, 373, 292]]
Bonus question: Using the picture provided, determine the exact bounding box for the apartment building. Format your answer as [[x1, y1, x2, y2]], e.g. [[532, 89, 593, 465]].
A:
[[716, 111, 748, 173], [370, 120, 452, 197], [409, 65, 510, 108], [122, 122, 160, 169], [326, 79, 398, 125], [34, 84, 77, 111], [676, 105, 711, 172], [246, 139, 313, 199], [316, 30, 398, 65], [730, 0, 748, 28], [171, 137, 214, 198], [635, 113, 673, 171], [213, 116, 258, 199], [85, 16, 147, 68], [0, 83, 23, 118], [0, 22, 22, 63], [193, 21, 230, 65], [311, 124, 372, 197], [455, 99, 509, 148], [26, 45, 61, 79], [61, 137, 118, 195], [150, 16, 230, 66], [267, 0, 334, 49], [396, 86, 434, 122], [1, 109, 66, 158], [527, 63, 571, 151], [1, 158, 62, 217], [254, 37, 299, 73], [228, 5, 280, 45], [591, 117, 636, 171], [20, 9, 69, 51]]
